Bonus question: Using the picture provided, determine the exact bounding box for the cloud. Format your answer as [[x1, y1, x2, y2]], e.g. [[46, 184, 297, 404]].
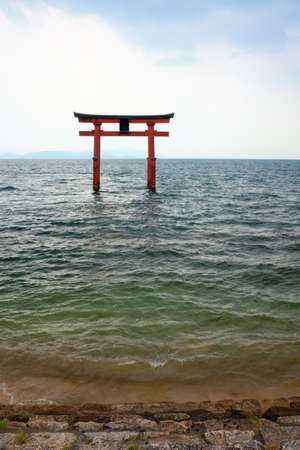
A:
[[0, 3, 300, 159], [131, 0, 300, 53], [34, 0, 300, 53]]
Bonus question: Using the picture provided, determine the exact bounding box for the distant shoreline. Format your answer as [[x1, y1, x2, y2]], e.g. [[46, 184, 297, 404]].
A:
[[1, 156, 300, 160]]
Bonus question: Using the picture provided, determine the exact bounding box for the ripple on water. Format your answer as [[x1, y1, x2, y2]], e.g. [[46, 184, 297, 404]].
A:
[[0, 158, 299, 403]]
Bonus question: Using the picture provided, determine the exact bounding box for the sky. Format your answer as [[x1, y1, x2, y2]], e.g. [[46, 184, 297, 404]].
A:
[[0, 0, 300, 158]]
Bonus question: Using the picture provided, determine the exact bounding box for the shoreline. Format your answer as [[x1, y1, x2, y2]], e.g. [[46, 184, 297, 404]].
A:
[[1, 371, 300, 406], [0, 396, 300, 448]]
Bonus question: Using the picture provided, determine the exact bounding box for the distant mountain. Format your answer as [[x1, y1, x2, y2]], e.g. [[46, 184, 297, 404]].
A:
[[0, 150, 145, 159], [0, 151, 90, 159]]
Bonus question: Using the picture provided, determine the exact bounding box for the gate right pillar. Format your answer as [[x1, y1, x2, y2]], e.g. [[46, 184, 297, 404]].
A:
[[147, 122, 156, 191], [93, 123, 101, 191]]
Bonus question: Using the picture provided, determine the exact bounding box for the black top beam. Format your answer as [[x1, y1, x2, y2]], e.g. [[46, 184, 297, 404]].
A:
[[74, 112, 174, 120]]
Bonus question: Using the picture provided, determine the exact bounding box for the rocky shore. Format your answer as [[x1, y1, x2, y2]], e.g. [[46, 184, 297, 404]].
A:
[[0, 397, 300, 449]]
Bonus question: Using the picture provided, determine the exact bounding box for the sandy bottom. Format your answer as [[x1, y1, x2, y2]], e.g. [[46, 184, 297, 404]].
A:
[[1, 373, 300, 406]]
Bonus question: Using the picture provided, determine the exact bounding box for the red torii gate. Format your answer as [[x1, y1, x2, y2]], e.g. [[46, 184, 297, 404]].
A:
[[74, 112, 174, 191]]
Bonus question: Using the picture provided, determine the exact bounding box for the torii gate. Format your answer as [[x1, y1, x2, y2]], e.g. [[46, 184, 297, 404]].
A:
[[74, 112, 174, 191]]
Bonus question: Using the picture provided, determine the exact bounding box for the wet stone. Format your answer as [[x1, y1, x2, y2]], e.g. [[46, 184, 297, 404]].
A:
[[231, 400, 262, 418], [198, 400, 229, 416], [264, 406, 300, 422], [193, 406, 229, 422]]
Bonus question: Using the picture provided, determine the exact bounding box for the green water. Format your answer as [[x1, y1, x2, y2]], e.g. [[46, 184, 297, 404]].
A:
[[0, 158, 299, 404]]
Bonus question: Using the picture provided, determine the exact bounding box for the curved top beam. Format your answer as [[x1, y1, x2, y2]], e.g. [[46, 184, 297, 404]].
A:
[[74, 112, 174, 120]]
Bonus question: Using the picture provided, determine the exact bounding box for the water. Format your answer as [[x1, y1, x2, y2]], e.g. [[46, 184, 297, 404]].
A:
[[0, 158, 299, 405]]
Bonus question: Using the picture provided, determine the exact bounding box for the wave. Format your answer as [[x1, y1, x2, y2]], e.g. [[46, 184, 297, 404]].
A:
[[0, 186, 18, 191]]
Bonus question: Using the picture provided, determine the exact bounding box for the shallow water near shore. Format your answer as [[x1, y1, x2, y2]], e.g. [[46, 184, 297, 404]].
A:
[[0, 158, 300, 405]]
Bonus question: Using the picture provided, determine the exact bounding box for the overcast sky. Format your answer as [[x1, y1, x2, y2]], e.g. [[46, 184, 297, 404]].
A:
[[1, 0, 300, 158]]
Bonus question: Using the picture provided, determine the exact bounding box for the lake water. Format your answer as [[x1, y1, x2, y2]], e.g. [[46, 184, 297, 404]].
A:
[[0, 158, 299, 405]]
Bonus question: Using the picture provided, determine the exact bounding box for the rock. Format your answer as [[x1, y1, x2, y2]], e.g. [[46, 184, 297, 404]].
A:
[[204, 429, 254, 445], [83, 431, 141, 450], [160, 420, 191, 433], [111, 402, 179, 416], [4, 421, 27, 430], [80, 403, 111, 413], [29, 404, 77, 416], [223, 418, 258, 433], [261, 398, 290, 414], [204, 430, 226, 445], [107, 415, 158, 431], [191, 421, 206, 433], [225, 430, 255, 445], [278, 416, 300, 425], [196, 401, 230, 420], [145, 438, 208, 449], [52, 414, 70, 422], [230, 441, 265, 449], [6, 432, 78, 450], [74, 420, 104, 432], [85, 430, 139, 444], [282, 427, 300, 440], [259, 417, 296, 447], [143, 431, 171, 439], [144, 443, 171, 450], [231, 400, 262, 418], [282, 440, 300, 449], [193, 417, 255, 434], [259, 417, 283, 447], [45, 421, 69, 432], [290, 397, 300, 407], [27, 415, 68, 431], [77, 403, 111, 422], [264, 406, 300, 422], [0, 433, 16, 449], [200, 418, 224, 432], [155, 413, 190, 421], [30, 432, 77, 449], [127, 415, 158, 431]]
